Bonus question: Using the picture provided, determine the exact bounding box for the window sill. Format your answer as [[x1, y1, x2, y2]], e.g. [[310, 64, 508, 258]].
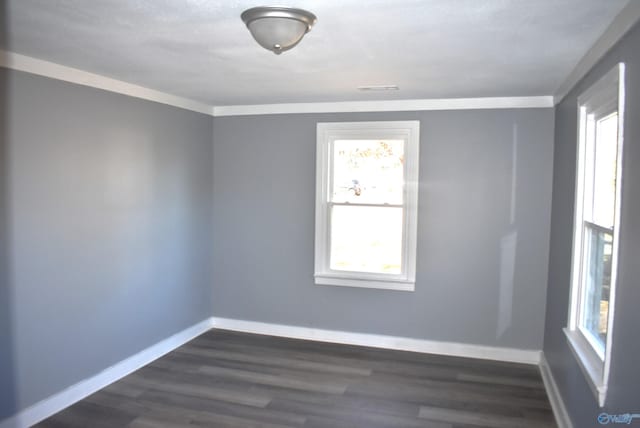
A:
[[563, 327, 608, 406], [314, 274, 415, 291]]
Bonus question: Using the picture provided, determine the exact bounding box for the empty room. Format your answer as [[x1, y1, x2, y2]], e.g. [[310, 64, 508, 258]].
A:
[[1, 1, 639, 427]]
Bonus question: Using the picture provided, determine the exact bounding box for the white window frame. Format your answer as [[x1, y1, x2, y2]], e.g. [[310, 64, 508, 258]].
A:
[[564, 63, 625, 407], [314, 121, 419, 291]]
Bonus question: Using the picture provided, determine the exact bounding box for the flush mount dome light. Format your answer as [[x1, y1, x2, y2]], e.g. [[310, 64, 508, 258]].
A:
[[241, 6, 317, 55]]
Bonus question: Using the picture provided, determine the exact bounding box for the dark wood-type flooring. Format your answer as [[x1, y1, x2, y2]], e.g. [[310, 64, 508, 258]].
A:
[[37, 329, 556, 428]]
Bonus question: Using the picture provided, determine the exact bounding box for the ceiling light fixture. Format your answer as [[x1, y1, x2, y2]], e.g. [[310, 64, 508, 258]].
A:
[[241, 6, 317, 55], [357, 85, 400, 91]]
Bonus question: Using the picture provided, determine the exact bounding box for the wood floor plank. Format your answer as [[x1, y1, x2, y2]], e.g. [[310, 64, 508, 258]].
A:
[[135, 390, 306, 427], [197, 365, 349, 395], [419, 405, 548, 428], [456, 372, 545, 389], [122, 373, 272, 408], [101, 381, 147, 399], [249, 383, 423, 420], [176, 345, 373, 377], [37, 401, 138, 428], [345, 375, 552, 411], [35, 329, 556, 427], [129, 414, 195, 428]]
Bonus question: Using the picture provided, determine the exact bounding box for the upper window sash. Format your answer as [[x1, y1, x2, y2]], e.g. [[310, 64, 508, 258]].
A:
[[328, 137, 407, 206]]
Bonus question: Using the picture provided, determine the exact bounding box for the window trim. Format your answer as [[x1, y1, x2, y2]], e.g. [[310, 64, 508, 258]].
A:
[[314, 121, 420, 291], [565, 63, 625, 407]]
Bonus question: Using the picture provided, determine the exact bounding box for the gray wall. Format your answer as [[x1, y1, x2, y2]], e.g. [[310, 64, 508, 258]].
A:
[[543, 22, 640, 426], [1, 69, 214, 414], [212, 108, 554, 350]]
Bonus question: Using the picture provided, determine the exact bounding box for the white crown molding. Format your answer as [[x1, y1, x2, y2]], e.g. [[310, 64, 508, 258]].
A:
[[212, 96, 554, 117], [211, 317, 541, 365], [0, 318, 215, 428], [539, 353, 574, 428], [553, 2, 640, 105], [0, 50, 553, 117], [0, 51, 214, 116]]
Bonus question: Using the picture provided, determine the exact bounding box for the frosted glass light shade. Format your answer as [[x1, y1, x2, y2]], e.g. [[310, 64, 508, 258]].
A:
[[247, 18, 307, 54], [241, 7, 317, 55]]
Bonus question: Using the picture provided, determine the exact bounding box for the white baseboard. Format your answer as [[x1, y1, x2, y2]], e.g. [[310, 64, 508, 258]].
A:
[[540, 353, 573, 428], [0, 318, 215, 428], [211, 317, 541, 365]]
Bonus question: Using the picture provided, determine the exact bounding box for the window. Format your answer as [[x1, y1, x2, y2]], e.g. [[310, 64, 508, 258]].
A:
[[314, 121, 419, 291], [565, 63, 625, 407]]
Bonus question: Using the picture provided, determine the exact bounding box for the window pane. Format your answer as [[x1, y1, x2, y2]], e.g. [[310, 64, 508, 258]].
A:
[[579, 224, 612, 352], [591, 113, 619, 227], [331, 139, 404, 204], [330, 205, 402, 274], [578, 111, 618, 355]]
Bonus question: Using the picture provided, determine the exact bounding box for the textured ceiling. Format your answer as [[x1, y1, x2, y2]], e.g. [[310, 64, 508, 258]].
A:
[[2, 0, 631, 105]]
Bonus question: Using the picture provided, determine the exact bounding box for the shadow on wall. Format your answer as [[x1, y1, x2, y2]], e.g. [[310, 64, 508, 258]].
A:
[[0, 1, 17, 421]]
